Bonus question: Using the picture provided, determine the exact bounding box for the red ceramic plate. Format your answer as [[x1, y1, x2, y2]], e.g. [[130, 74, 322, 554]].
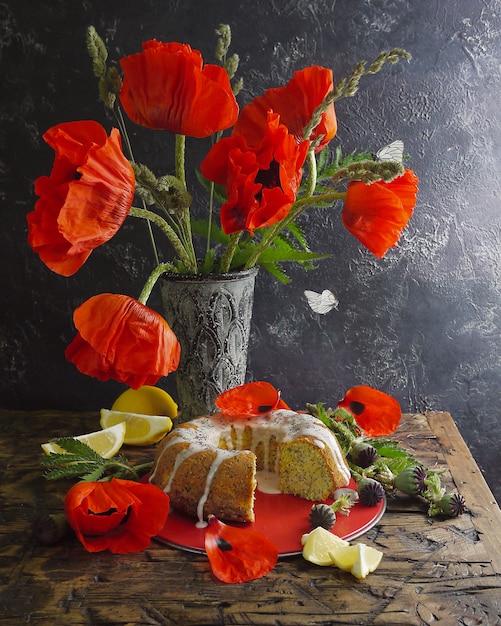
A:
[[152, 478, 386, 557]]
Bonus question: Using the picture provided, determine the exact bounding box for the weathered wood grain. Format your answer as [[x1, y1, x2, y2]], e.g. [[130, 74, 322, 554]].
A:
[[0, 410, 500, 625]]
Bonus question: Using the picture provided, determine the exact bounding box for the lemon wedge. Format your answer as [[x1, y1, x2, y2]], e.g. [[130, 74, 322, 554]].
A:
[[327, 544, 361, 571], [111, 386, 178, 418], [100, 409, 173, 445], [41, 422, 126, 459], [302, 527, 383, 578], [301, 526, 350, 566], [329, 543, 383, 579], [350, 544, 383, 579]]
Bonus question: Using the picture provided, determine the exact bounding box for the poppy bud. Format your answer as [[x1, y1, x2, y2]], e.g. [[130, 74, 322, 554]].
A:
[[309, 503, 336, 530], [33, 513, 68, 545], [349, 441, 378, 468], [358, 477, 385, 506], [394, 465, 427, 496], [437, 492, 467, 517]]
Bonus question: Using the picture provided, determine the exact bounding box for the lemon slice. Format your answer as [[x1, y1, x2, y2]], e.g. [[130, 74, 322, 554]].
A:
[[100, 409, 173, 445], [329, 543, 383, 579], [301, 526, 350, 566], [41, 422, 126, 459], [111, 386, 178, 418]]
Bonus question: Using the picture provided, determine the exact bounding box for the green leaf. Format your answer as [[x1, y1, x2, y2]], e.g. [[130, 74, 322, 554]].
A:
[[367, 438, 415, 460], [195, 170, 226, 204], [284, 221, 311, 252], [191, 219, 230, 245], [257, 242, 329, 264], [201, 248, 216, 274], [260, 261, 291, 283], [43, 460, 103, 481], [375, 456, 412, 476]]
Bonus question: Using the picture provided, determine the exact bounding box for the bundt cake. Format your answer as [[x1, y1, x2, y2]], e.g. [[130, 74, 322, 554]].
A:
[[150, 409, 351, 527]]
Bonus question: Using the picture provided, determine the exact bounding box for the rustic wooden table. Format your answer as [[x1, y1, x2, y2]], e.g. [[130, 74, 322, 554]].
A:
[[1, 410, 500, 625]]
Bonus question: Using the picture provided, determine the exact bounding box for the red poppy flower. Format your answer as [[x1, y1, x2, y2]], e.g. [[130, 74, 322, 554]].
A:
[[205, 516, 278, 583], [119, 40, 238, 137], [27, 121, 135, 276], [201, 111, 309, 235], [216, 381, 290, 417], [233, 66, 336, 152], [337, 385, 402, 436], [65, 294, 180, 388], [342, 168, 419, 258], [64, 478, 170, 554]]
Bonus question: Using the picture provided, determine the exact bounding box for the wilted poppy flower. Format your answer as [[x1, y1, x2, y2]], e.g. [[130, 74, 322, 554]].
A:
[[216, 381, 290, 417], [65, 293, 180, 388], [342, 168, 419, 258], [233, 66, 336, 152], [27, 121, 135, 276], [337, 385, 402, 436], [64, 478, 170, 553], [205, 516, 278, 583], [201, 111, 309, 235], [119, 40, 238, 137]]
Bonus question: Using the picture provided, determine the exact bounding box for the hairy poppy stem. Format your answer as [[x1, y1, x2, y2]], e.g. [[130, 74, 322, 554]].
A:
[[174, 134, 198, 271], [219, 232, 242, 273], [129, 207, 195, 272], [305, 150, 318, 197], [137, 262, 176, 305]]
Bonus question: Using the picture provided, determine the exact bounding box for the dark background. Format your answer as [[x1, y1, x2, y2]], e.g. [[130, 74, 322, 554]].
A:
[[1, 0, 500, 503]]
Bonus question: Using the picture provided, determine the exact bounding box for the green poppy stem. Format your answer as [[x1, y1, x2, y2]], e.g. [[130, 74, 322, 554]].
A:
[[129, 206, 194, 272], [113, 103, 161, 266], [137, 262, 175, 305], [174, 134, 198, 272], [219, 232, 242, 273], [305, 149, 318, 197], [175, 134, 186, 187]]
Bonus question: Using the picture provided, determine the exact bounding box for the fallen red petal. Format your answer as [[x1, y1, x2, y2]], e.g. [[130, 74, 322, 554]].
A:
[[205, 516, 278, 584]]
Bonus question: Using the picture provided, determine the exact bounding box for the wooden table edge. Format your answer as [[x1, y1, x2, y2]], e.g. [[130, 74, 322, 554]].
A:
[[426, 410, 501, 574]]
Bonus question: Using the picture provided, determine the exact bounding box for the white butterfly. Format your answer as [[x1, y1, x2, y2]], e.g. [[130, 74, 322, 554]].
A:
[[376, 139, 404, 163], [304, 289, 339, 315]]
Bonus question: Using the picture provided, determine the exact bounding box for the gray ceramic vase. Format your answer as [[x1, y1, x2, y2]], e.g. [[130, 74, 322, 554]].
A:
[[160, 268, 258, 421]]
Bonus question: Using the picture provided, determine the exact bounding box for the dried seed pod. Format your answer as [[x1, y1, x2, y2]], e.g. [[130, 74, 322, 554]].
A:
[[309, 503, 336, 530]]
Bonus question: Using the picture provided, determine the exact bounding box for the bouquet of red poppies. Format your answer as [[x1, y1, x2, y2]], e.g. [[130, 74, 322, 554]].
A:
[[26, 25, 418, 389]]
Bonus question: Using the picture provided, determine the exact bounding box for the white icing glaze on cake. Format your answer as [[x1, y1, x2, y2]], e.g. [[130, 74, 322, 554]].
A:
[[150, 409, 351, 526]]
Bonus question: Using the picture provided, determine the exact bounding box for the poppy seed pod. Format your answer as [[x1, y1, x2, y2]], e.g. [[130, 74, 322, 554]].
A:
[[437, 493, 467, 517], [357, 477, 385, 507], [309, 503, 336, 530], [394, 465, 427, 496], [349, 441, 378, 468]]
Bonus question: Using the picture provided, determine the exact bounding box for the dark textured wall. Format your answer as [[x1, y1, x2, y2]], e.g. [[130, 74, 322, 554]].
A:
[[1, 0, 500, 503]]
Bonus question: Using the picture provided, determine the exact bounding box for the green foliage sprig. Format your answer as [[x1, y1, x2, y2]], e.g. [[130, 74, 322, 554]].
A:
[[307, 402, 467, 518], [41, 438, 152, 483]]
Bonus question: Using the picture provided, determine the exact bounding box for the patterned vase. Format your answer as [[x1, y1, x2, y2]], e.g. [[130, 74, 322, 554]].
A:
[[160, 268, 258, 421]]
